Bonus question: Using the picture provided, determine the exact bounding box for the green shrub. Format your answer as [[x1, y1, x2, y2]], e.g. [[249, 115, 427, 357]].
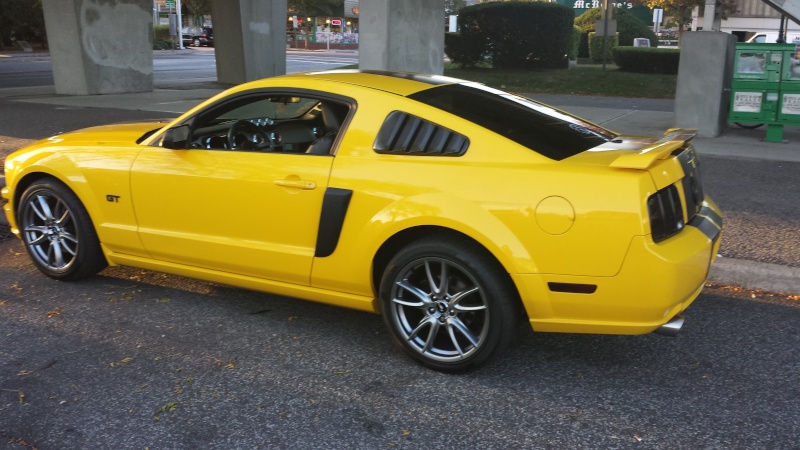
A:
[[588, 32, 618, 64], [569, 25, 581, 61], [575, 8, 658, 59], [613, 47, 681, 74], [456, 1, 574, 69], [153, 25, 172, 41], [152, 25, 176, 50], [444, 32, 485, 68]]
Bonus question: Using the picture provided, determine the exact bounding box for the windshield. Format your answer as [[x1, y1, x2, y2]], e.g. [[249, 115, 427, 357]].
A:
[[408, 83, 615, 161]]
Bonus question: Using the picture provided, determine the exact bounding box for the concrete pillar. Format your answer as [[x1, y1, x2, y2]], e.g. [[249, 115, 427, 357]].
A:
[[359, 0, 444, 75], [211, 0, 287, 84], [41, 0, 153, 95], [674, 32, 737, 137]]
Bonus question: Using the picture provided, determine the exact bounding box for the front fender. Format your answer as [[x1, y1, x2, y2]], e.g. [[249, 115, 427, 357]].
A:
[[5, 145, 144, 256]]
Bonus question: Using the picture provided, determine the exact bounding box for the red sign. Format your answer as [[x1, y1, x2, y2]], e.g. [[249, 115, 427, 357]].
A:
[[331, 19, 342, 26]]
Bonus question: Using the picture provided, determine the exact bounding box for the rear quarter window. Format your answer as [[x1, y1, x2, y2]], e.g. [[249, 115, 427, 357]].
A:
[[408, 83, 614, 161]]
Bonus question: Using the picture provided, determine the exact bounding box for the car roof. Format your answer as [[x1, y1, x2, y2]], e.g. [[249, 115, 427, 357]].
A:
[[238, 70, 468, 97]]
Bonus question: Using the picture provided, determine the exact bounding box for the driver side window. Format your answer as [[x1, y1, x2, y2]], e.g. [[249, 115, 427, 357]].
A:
[[185, 93, 350, 155]]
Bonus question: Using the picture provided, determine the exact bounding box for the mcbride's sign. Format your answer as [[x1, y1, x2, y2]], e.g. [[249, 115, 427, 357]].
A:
[[554, 0, 653, 25]]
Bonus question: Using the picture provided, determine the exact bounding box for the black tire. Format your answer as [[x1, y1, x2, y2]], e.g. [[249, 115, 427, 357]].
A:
[[193, 38, 201, 47], [17, 179, 107, 280], [734, 122, 764, 129], [380, 236, 521, 372]]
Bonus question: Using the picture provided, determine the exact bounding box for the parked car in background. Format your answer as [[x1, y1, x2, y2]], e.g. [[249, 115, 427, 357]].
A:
[[182, 26, 213, 47], [746, 33, 800, 43]]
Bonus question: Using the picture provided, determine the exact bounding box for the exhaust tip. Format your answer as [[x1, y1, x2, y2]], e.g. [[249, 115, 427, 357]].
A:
[[654, 315, 684, 337]]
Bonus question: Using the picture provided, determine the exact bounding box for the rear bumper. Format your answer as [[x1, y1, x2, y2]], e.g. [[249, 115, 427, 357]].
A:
[[514, 197, 722, 335]]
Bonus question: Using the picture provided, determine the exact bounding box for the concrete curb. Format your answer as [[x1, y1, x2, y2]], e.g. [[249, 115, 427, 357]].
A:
[[709, 257, 800, 295]]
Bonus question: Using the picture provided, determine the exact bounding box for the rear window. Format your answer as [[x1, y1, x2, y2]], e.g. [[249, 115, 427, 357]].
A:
[[408, 83, 615, 161]]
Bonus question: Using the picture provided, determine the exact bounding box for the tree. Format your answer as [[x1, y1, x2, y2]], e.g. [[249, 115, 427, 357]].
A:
[[0, 0, 45, 47], [445, 0, 466, 15], [638, 0, 738, 41], [287, 0, 344, 17], [575, 7, 658, 57], [182, 0, 211, 26], [182, 0, 211, 16]]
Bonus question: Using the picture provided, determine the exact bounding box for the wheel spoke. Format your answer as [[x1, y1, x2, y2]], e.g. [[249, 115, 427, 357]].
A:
[[60, 232, 78, 246], [408, 315, 435, 340], [421, 320, 441, 354], [448, 316, 480, 349], [31, 196, 53, 221], [394, 279, 432, 308], [24, 225, 49, 245], [50, 239, 65, 268], [58, 239, 77, 256], [55, 205, 71, 226], [424, 259, 449, 295], [451, 286, 486, 312]]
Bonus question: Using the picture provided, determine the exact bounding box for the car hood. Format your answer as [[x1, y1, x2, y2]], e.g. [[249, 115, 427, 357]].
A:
[[44, 122, 168, 147]]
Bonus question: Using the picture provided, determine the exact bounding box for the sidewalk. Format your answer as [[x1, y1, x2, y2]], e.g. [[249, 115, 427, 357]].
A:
[[1, 83, 799, 295]]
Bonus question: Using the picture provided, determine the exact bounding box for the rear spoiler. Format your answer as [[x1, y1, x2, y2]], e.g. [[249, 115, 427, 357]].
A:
[[610, 128, 697, 170]]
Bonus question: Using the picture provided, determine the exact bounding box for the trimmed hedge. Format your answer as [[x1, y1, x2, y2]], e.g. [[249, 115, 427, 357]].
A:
[[588, 32, 618, 64], [575, 8, 658, 59], [153, 25, 175, 50], [444, 32, 484, 68], [569, 25, 581, 61], [613, 47, 681, 74], [449, 1, 574, 69]]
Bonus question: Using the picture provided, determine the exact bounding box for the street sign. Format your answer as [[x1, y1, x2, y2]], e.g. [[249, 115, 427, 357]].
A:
[[165, 0, 175, 9]]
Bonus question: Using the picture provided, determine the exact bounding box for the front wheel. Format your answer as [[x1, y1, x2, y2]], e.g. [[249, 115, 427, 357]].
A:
[[193, 38, 201, 47], [380, 236, 521, 372], [17, 179, 107, 280]]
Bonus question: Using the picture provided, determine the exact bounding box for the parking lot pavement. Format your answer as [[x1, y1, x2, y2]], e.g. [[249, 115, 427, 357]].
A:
[[1, 243, 799, 448], [1, 83, 800, 448]]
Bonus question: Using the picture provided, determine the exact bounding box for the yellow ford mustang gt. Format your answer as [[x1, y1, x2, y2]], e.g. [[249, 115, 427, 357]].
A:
[[1, 71, 721, 372]]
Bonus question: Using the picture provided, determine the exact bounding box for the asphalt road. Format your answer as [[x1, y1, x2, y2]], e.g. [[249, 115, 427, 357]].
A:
[[0, 245, 798, 448], [0, 48, 358, 88], [1, 56, 799, 448]]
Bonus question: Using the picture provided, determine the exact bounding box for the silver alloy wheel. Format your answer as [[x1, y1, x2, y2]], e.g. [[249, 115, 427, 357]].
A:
[[389, 256, 490, 362], [21, 192, 79, 273]]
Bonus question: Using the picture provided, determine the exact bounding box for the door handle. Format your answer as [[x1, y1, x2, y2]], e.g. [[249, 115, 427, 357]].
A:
[[275, 179, 316, 190]]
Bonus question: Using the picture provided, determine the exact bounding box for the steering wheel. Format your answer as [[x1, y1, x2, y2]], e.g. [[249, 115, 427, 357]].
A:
[[227, 120, 270, 151]]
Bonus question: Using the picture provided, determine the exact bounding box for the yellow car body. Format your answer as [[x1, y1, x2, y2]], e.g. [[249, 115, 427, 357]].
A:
[[2, 71, 721, 371]]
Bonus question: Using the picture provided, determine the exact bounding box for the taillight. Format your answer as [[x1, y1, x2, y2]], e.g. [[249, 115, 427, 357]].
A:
[[648, 185, 684, 243]]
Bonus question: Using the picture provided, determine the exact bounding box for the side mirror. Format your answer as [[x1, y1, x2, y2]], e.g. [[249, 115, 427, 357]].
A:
[[162, 125, 190, 149]]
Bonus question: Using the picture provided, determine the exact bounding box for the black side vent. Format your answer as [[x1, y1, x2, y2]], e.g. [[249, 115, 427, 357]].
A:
[[373, 111, 469, 156]]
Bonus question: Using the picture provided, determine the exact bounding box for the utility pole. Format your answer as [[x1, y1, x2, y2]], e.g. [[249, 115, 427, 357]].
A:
[[177, 0, 184, 49]]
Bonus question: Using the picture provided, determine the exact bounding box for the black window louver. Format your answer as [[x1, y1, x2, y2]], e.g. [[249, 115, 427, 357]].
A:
[[373, 111, 469, 156], [648, 184, 685, 243]]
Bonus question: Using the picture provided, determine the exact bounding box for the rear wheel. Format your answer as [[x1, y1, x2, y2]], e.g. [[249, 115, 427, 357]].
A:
[[193, 38, 201, 47], [380, 236, 521, 372], [17, 179, 107, 280]]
